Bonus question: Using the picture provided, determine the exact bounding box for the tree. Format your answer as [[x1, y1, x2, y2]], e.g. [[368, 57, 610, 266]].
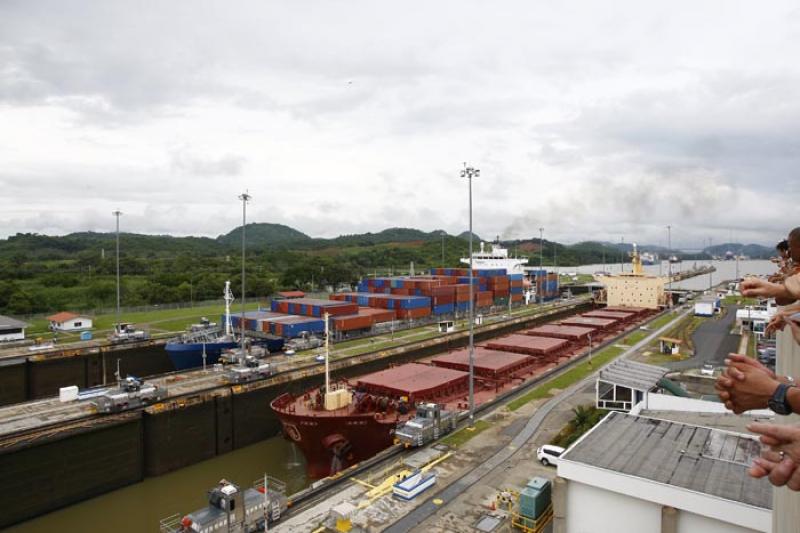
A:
[[7, 290, 33, 315]]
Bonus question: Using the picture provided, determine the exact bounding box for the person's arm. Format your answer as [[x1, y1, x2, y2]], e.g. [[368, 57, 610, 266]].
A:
[[741, 277, 794, 300]]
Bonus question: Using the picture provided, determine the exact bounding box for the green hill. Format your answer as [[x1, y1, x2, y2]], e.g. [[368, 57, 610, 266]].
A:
[[217, 223, 312, 248]]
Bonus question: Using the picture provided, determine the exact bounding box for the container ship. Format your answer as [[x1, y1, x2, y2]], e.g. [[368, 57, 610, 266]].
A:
[[272, 304, 654, 479]]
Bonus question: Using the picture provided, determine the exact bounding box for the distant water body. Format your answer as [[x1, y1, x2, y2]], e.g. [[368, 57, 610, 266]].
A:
[[564, 259, 776, 291]]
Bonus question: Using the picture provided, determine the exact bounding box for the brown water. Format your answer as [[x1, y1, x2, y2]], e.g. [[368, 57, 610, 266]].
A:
[[6, 436, 308, 532]]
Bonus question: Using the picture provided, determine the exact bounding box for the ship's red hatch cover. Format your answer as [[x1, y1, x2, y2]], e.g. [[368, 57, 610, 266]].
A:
[[356, 363, 469, 403]]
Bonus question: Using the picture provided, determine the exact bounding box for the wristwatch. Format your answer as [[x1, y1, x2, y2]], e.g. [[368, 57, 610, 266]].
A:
[[769, 383, 796, 415]]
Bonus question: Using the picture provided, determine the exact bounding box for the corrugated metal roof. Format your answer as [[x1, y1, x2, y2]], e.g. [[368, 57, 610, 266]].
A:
[[563, 411, 771, 509], [0, 315, 29, 329], [597, 359, 668, 391]]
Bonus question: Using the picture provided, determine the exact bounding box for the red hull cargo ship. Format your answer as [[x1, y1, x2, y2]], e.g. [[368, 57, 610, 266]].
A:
[[271, 306, 656, 479]]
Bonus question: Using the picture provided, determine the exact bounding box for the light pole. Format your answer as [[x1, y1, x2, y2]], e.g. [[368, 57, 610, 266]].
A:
[[441, 231, 445, 268], [588, 332, 593, 367], [539, 227, 544, 304], [112, 210, 122, 326], [667, 225, 672, 304], [461, 162, 479, 427], [239, 192, 251, 351]]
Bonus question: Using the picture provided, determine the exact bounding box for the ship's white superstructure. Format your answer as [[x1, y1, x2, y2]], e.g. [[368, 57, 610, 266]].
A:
[[460, 241, 528, 274]]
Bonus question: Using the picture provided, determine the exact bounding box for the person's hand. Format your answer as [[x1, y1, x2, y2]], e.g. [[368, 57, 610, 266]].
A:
[[715, 358, 780, 413], [766, 314, 787, 335], [716, 354, 776, 405], [748, 423, 800, 490], [749, 448, 800, 490], [741, 277, 782, 298]]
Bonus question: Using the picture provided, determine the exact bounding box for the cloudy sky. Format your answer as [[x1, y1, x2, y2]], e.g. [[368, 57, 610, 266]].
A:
[[1, 1, 798, 248]]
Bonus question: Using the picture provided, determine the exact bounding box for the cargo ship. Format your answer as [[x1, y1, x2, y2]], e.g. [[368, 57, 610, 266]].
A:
[[271, 305, 653, 478], [461, 240, 528, 274]]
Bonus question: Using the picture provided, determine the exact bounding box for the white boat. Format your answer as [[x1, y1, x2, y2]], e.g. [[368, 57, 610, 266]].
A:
[[392, 469, 437, 500], [460, 241, 528, 274], [640, 252, 656, 265]]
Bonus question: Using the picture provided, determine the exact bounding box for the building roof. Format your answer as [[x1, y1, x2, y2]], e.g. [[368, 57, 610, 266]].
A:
[[562, 411, 772, 510], [598, 359, 668, 391], [277, 290, 305, 298], [0, 315, 29, 329], [46, 312, 87, 322]]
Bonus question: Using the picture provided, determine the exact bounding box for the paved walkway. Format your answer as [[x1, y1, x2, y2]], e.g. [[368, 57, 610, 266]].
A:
[[384, 308, 690, 532], [662, 305, 740, 371]]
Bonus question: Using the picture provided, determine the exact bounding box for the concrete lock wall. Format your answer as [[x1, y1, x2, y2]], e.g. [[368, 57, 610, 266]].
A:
[[0, 416, 144, 529], [0, 345, 174, 406], [143, 398, 219, 477]]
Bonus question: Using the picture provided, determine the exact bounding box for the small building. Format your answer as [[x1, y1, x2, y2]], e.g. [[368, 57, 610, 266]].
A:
[[556, 411, 771, 532], [658, 336, 682, 355], [736, 301, 777, 336], [694, 296, 720, 317], [596, 359, 669, 411], [0, 315, 29, 342], [47, 312, 93, 332]]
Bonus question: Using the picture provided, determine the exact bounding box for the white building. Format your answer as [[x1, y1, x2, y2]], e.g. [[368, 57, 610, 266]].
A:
[[736, 301, 777, 336], [595, 359, 670, 412], [555, 411, 771, 533], [693, 295, 720, 317], [47, 312, 93, 332], [0, 315, 29, 342]]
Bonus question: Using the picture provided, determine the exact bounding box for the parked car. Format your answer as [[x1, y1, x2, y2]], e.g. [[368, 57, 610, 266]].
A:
[[701, 364, 715, 376], [537, 444, 565, 467]]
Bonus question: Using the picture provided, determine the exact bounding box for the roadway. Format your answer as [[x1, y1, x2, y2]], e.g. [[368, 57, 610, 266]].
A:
[[661, 305, 740, 371]]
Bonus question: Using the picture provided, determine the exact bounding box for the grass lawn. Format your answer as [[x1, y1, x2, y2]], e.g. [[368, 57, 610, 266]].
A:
[[440, 419, 491, 448], [722, 295, 758, 306], [26, 301, 264, 336], [647, 312, 681, 331]]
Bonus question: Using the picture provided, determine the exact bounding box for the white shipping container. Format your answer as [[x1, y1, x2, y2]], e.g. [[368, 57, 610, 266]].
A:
[[59, 385, 79, 402]]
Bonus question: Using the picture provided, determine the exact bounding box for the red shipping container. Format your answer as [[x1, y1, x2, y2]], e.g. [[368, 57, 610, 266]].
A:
[[433, 294, 455, 305], [396, 307, 432, 320]]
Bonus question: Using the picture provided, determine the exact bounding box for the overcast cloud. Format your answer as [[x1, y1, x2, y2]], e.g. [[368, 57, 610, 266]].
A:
[[1, 1, 798, 248]]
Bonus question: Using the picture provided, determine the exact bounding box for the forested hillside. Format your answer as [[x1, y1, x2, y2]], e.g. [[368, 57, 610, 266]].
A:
[[0, 225, 770, 316]]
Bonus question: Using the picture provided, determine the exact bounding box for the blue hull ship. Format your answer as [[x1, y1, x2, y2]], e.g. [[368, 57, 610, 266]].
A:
[[165, 280, 284, 371], [165, 329, 286, 371], [165, 338, 240, 370]]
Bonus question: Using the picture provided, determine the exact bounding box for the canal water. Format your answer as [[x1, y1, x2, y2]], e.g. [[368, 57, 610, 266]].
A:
[[568, 259, 776, 291], [7, 436, 308, 532]]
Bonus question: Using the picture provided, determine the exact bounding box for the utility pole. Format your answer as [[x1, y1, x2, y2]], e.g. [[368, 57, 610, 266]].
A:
[[461, 162, 479, 427], [239, 192, 251, 350], [667, 225, 672, 295], [539, 227, 544, 304], [112, 210, 122, 326]]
